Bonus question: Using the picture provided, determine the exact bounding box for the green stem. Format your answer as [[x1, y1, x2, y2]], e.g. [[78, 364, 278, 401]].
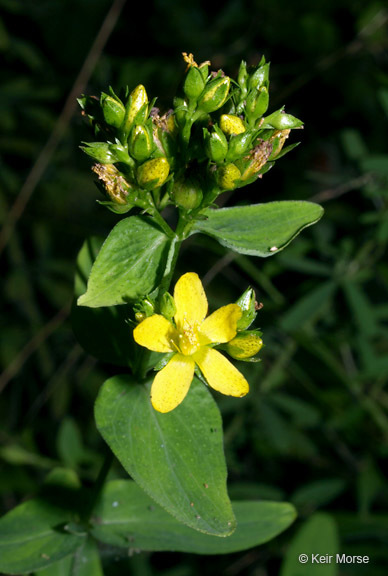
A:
[[158, 235, 182, 294], [142, 192, 174, 238], [158, 209, 191, 294], [152, 209, 175, 238]]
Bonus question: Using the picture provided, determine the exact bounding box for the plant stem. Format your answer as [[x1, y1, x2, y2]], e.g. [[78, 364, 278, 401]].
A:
[[158, 236, 182, 294], [143, 192, 175, 238], [153, 210, 175, 238]]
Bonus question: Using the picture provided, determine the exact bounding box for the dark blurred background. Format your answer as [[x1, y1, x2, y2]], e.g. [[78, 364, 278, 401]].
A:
[[1, 0, 388, 574]]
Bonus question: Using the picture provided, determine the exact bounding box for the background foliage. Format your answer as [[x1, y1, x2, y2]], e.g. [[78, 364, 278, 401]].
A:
[[1, 0, 388, 574]]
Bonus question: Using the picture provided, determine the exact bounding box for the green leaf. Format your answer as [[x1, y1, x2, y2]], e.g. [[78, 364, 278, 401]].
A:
[[35, 538, 103, 576], [0, 498, 84, 574], [280, 513, 339, 576], [95, 375, 236, 536], [78, 216, 171, 308], [72, 237, 135, 366], [192, 202, 323, 257], [91, 479, 296, 554]]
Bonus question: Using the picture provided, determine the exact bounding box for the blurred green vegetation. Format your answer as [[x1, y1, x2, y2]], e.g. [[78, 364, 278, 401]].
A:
[[1, 0, 388, 574]]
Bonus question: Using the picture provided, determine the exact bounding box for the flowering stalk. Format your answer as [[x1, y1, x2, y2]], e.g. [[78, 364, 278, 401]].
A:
[[76, 52, 317, 415], [78, 52, 302, 228]]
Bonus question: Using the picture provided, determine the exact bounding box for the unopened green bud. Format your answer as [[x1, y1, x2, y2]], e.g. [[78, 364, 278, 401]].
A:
[[217, 163, 241, 190], [237, 60, 248, 93], [246, 86, 269, 124], [182, 52, 210, 82], [224, 330, 263, 360], [129, 124, 153, 162], [124, 84, 148, 133], [137, 157, 170, 189], [184, 66, 205, 101], [159, 129, 176, 159], [101, 93, 125, 129], [81, 142, 116, 163], [226, 132, 253, 162], [197, 76, 230, 113], [203, 125, 228, 163], [236, 287, 258, 330], [151, 112, 177, 160], [263, 109, 303, 130], [173, 96, 188, 127], [249, 62, 270, 91], [134, 298, 155, 322], [198, 61, 209, 81], [172, 176, 203, 210], [159, 292, 176, 321], [108, 142, 132, 165], [220, 114, 246, 136], [92, 163, 131, 205]]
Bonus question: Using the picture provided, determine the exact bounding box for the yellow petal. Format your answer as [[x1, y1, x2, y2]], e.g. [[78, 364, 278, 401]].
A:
[[133, 315, 175, 353], [151, 354, 195, 413], [194, 347, 249, 397], [199, 304, 241, 344], [174, 272, 208, 329]]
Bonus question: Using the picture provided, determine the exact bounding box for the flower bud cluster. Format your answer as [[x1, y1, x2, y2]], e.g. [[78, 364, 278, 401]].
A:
[[79, 85, 172, 214], [79, 53, 303, 216]]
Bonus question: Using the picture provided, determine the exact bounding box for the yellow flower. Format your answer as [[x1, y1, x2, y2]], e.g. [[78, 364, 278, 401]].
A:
[[133, 272, 250, 413]]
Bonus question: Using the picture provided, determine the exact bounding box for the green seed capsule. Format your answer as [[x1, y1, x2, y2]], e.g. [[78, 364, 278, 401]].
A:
[[137, 157, 170, 189], [171, 176, 203, 210]]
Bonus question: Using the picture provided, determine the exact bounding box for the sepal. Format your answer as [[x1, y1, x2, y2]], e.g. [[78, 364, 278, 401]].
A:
[[236, 287, 258, 330]]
